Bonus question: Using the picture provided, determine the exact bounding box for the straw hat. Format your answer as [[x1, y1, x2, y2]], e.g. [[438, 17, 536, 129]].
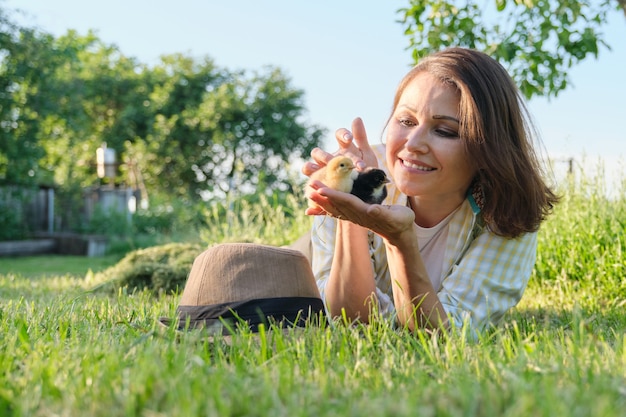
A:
[[159, 243, 324, 336]]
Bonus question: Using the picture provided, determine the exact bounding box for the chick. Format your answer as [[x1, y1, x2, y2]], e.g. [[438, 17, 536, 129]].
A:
[[350, 168, 389, 204], [308, 155, 357, 208]]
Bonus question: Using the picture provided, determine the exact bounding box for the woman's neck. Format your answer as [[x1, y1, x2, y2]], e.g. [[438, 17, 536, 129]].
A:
[[408, 195, 465, 228]]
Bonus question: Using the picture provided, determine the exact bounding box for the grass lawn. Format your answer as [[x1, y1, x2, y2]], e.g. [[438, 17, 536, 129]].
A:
[[1, 176, 624, 416], [0, 255, 120, 278]]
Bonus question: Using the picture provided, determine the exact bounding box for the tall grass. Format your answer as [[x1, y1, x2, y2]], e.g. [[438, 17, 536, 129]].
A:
[[199, 192, 313, 247], [0, 162, 625, 416]]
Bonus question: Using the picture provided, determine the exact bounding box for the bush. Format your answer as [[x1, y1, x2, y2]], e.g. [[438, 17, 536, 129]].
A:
[[92, 242, 204, 293], [0, 207, 28, 241], [0, 186, 33, 241], [83, 206, 131, 237], [132, 207, 177, 235]]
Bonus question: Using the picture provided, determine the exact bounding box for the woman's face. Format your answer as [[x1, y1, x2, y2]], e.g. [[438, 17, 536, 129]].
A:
[[386, 72, 477, 206]]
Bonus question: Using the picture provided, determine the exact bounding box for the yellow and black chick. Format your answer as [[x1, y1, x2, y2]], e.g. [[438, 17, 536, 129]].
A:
[[350, 168, 389, 204], [308, 155, 358, 208]]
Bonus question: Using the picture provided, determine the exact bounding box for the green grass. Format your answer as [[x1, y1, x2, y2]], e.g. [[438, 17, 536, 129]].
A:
[[1, 166, 625, 416], [0, 255, 120, 279]]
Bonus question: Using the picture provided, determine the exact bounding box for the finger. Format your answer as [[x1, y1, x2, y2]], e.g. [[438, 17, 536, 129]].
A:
[[335, 123, 368, 169], [306, 179, 325, 190], [351, 118, 370, 150], [305, 187, 333, 216], [305, 206, 326, 216], [351, 118, 378, 169], [301, 161, 321, 176], [310, 147, 334, 165], [335, 128, 354, 148]]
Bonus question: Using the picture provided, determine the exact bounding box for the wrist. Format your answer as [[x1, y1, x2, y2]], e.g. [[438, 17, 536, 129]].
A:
[[383, 226, 418, 251]]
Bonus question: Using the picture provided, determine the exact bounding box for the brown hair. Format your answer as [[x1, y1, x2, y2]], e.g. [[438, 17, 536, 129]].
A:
[[389, 48, 559, 238]]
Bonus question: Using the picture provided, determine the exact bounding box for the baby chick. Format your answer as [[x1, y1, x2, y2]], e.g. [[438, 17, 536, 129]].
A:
[[308, 155, 357, 208], [350, 168, 389, 204]]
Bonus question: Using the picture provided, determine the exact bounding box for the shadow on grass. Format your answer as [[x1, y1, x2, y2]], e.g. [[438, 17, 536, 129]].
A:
[[506, 305, 626, 340]]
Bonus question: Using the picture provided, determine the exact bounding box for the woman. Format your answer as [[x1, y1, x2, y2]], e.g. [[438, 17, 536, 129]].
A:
[[303, 48, 559, 334]]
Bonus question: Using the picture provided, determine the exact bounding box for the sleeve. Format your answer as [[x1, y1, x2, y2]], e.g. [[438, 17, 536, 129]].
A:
[[310, 215, 396, 316], [437, 230, 537, 332], [310, 215, 337, 303]]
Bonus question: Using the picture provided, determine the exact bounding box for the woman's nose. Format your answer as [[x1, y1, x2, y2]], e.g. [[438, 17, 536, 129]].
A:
[[405, 127, 430, 153]]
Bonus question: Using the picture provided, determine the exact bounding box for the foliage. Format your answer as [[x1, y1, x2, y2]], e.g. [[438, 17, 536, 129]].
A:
[[132, 205, 179, 236], [533, 160, 626, 305], [127, 63, 324, 201], [0, 187, 30, 240], [0, 15, 49, 187], [0, 208, 26, 240], [0, 7, 324, 236], [82, 205, 132, 237], [199, 189, 312, 247], [91, 242, 204, 293], [398, 0, 623, 98]]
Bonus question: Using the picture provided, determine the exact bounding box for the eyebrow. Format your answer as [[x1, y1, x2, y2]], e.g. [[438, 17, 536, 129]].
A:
[[397, 105, 460, 124], [433, 115, 460, 124]]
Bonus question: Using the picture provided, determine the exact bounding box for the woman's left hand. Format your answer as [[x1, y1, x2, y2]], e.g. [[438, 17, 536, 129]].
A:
[[307, 185, 415, 243]]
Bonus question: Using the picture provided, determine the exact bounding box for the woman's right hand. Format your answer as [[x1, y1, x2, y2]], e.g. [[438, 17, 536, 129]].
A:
[[301, 117, 377, 178], [303, 118, 380, 216]]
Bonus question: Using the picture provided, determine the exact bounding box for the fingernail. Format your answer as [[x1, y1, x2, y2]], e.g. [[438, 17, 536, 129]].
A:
[[357, 161, 367, 170], [342, 132, 352, 143]]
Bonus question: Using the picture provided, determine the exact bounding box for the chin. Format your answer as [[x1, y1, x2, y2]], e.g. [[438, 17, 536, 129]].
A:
[[392, 170, 421, 195], [394, 179, 425, 197]]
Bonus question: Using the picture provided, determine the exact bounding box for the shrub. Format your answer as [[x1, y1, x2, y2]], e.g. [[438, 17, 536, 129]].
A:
[[83, 205, 131, 237], [0, 207, 28, 241], [91, 242, 204, 293]]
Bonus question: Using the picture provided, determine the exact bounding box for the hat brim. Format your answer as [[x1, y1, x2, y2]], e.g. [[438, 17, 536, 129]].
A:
[[157, 317, 313, 346], [158, 296, 325, 337]]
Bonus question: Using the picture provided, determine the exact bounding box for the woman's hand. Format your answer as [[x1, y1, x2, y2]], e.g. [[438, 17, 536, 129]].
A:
[[307, 184, 415, 243], [303, 117, 381, 215], [302, 117, 378, 178]]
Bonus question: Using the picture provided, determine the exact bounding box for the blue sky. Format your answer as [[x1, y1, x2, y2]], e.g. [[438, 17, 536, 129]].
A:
[[6, 0, 626, 182]]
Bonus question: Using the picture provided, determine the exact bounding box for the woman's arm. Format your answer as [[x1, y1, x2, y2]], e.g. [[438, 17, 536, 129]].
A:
[[324, 220, 377, 320], [310, 188, 449, 331], [383, 227, 448, 332]]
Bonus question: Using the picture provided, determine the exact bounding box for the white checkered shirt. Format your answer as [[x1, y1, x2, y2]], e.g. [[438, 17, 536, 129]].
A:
[[311, 145, 537, 331]]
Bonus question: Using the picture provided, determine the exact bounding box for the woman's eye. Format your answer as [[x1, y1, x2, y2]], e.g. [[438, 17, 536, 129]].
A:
[[399, 118, 415, 127], [435, 128, 458, 138]]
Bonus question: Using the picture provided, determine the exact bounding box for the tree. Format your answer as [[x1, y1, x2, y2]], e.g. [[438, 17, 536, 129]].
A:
[[398, 0, 624, 99], [0, 11, 51, 186], [1, 5, 324, 218], [130, 61, 324, 200]]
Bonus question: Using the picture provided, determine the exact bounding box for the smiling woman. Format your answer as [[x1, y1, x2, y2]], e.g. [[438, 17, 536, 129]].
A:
[[303, 47, 560, 336], [384, 72, 475, 227]]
